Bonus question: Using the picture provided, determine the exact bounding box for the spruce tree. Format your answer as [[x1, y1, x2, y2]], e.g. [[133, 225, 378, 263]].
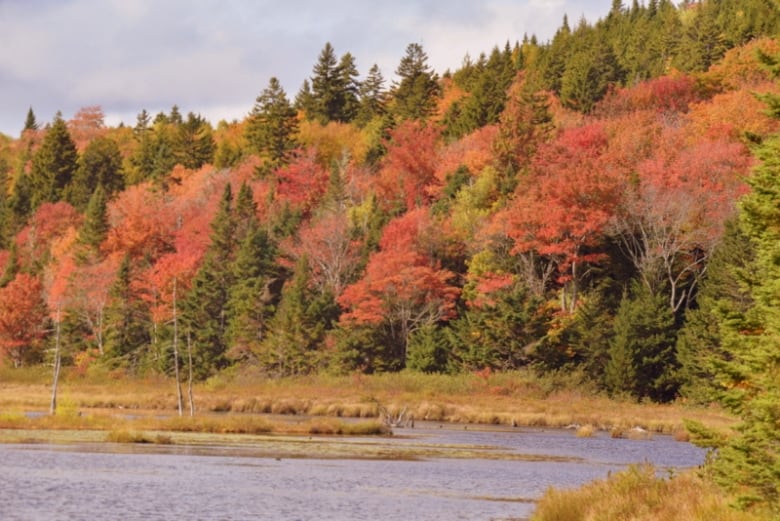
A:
[[23, 107, 38, 134], [29, 112, 78, 208], [182, 184, 236, 378], [605, 282, 678, 401], [392, 43, 441, 121], [103, 255, 151, 372], [76, 185, 109, 253], [355, 63, 387, 126], [128, 110, 155, 184], [65, 136, 124, 210], [173, 112, 215, 169], [245, 77, 299, 173]]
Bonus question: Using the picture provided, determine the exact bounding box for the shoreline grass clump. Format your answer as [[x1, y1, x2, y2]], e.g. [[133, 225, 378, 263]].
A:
[[531, 464, 768, 521]]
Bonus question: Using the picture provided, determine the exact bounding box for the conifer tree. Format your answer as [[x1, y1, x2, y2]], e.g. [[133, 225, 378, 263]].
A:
[[103, 255, 150, 371], [605, 282, 678, 401], [392, 43, 441, 121], [356, 63, 387, 126], [23, 107, 38, 134], [182, 183, 236, 377], [65, 136, 124, 211], [246, 77, 299, 173], [76, 185, 109, 253], [128, 110, 155, 184], [30, 112, 78, 208], [173, 112, 215, 169]]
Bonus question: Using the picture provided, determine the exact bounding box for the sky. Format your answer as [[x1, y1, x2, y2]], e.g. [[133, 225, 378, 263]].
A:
[[0, 0, 611, 137]]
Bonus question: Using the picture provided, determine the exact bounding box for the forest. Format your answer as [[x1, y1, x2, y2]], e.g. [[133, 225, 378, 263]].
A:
[[0, 0, 778, 512]]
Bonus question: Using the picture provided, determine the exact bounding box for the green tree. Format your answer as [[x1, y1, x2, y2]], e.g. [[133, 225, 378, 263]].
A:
[[391, 43, 441, 121], [173, 112, 215, 169], [605, 282, 678, 402], [76, 185, 109, 253], [65, 136, 124, 210], [355, 63, 387, 126], [23, 107, 38, 134], [30, 112, 78, 208], [246, 77, 299, 173], [259, 256, 338, 376], [182, 184, 236, 378], [103, 255, 151, 372], [128, 109, 155, 185]]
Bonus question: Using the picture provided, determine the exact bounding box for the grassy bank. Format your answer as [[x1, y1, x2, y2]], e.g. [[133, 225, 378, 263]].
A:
[[0, 366, 733, 437], [531, 464, 771, 521]]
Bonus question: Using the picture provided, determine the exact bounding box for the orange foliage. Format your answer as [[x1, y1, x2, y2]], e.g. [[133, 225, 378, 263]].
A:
[[15, 202, 82, 270], [433, 77, 468, 123], [275, 148, 329, 215], [686, 84, 780, 141], [68, 105, 107, 151], [436, 125, 498, 184], [376, 121, 441, 211], [104, 183, 175, 260], [703, 37, 780, 91], [0, 273, 47, 366]]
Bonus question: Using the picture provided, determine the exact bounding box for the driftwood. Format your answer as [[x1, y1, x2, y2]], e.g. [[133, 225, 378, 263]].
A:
[[379, 405, 415, 428]]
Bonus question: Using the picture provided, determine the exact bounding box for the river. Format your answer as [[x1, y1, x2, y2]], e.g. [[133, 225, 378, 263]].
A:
[[0, 424, 706, 521]]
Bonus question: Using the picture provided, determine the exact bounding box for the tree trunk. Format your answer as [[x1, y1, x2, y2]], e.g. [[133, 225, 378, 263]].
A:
[[173, 278, 183, 417], [50, 307, 62, 416], [187, 328, 195, 417]]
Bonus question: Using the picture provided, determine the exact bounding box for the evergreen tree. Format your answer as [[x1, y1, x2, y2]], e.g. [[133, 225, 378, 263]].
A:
[[29, 112, 78, 208], [294, 79, 316, 115], [182, 183, 236, 378], [245, 77, 299, 173], [23, 107, 38, 134], [65, 136, 124, 210], [392, 43, 441, 121], [336, 52, 361, 122], [605, 282, 678, 401], [76, 185, 109, 253], [355, 63, 387, 126], [128, 110, 155, 184], [103, 255, 151, 372], [173, 112, 215, 169], [259, 256, 338, 376], [225, 221, 280, 362], [309, 42, 341, 124]]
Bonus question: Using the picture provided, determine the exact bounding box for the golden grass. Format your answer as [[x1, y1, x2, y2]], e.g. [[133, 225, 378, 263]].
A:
[[0, 367, 735, 436], [531, 464, 771, 521]]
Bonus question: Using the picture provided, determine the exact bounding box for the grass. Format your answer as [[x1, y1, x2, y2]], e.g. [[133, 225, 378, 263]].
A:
[[0, 366, 735, 438], [531, 464, 771, 521]]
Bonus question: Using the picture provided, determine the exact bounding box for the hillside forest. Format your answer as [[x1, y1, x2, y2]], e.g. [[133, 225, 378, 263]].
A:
[[0, 0, 779, 509]]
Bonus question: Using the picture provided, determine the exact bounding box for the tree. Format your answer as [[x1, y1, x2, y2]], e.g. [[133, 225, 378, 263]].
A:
[[392, 43, 441, 121], [173, 112, 215, 169], [182, 184, 236, 378], [245, 77, 299, 173], [76, 185, 109, 253], [128, 110, 155, 184], [356, 63, 387, 126], [30, 113, 79, 208], [65, 136, 124, 210], [103, 254, 151, 371], [337, 209, 460, 370], [0, 273, 47, 367], [23, 107, 38, 134], [604, 281, 678, 402]]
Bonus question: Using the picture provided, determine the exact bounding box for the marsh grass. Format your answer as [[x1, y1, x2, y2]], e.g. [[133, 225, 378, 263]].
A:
[[531, 464, 769, 521], [0, 368, 735, 436]]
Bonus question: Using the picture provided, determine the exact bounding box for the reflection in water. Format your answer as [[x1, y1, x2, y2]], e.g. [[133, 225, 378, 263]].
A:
[[0, 425, 706, 521]]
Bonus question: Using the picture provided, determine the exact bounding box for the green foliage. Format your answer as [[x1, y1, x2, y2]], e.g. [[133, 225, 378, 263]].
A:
[[245, 77, 299, 173], [173, 112, 215, 169], [406, 324, 450, 373], [605, 281, 678, 402], [66, 136, 124, 210], [76, 185, 109, 252], [30, 113, 78, 208], [392, 43, 441, 121]]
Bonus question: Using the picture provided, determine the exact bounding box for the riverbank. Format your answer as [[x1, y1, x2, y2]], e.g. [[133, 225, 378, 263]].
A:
[[0, 366, 733, 438]]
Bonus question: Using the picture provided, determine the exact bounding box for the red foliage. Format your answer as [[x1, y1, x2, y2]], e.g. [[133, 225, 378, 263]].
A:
[[376, 121, 441, 211], [275, 148, 329, 215], [68, 106, 107, 151], [436, 125, 498, 186], [338, 208, 460, 328], [597, 73, 700, 117], [15, 202, 82, 270], [0, 273, 47, 366]]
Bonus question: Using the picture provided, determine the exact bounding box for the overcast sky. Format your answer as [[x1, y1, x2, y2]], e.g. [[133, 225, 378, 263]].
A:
[[0, 0, 611, 137]]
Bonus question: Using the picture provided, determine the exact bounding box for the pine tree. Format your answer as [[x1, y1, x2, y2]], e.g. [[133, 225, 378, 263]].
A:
[[392, 43, 441, 121], [76, 185, 109, 253], [605, 282, 678, 401], [245, 77, 299, 173], [355, 63, 387, 126], [173, 112, 215, 169], [65, 136, 124, 211], [103, 255, 151, 372], [336, 52, 361, 122], [309, 42, 340, 124], [128, 110, 155, 184], [23, 107, 38, 134], [30, 112, 78, 208], [182, 183, 236, 378]]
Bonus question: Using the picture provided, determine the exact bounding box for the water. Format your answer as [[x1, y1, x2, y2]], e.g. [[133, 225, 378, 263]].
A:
[[0, 425, 706, 521]]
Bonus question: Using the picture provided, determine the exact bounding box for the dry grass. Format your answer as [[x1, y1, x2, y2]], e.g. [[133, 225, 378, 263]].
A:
[[531, 464, 770, 521], [0, 366, 735, 437]]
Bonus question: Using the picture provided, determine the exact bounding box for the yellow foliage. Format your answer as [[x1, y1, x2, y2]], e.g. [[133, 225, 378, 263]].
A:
[[298, 120, 369, 167]]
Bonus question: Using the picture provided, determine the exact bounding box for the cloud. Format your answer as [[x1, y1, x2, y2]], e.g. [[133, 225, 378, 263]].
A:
[[0, 0, 610, 135]]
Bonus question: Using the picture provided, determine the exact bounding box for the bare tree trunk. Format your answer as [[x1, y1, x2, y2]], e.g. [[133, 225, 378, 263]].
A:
[[187, 328, 195, 417], [172, 278, 183, 417], [50, 306, 62, 416]]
